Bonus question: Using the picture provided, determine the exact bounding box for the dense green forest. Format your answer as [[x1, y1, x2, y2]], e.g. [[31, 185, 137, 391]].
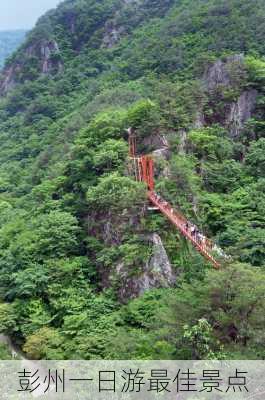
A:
[[0, 0, 264, 360], [0, 30, 26, 68]]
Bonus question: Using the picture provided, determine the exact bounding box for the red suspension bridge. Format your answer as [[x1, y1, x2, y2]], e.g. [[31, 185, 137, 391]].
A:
[[128, 131, 224, 269]]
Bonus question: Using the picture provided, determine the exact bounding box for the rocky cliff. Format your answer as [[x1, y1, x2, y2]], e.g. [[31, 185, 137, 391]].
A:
[[117, 233, 176, 301], [0, 39, 63, 94], [189, 55, 258, 138]]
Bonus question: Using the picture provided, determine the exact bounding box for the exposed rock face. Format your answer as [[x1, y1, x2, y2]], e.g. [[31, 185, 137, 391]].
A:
[[226, 89, 258, 137], [204, 59, 230, 90], [25, 39, 63, 75], [146, 135, 170, 177], [0, 39, 63, 95], [0, 65, 19, 94], [199, 54, 257, 137], [152, 147, 170, 159], [118, 233, 176, 301], [102, 21, 125, 48], [194, 111, 205, 129], [98, 206, 145, 246], [203, 54, 245, 91], [143, 133, 169, 151], [101, 0, 137, 49], [152, 147, 171, 178], [178, 129, 188, 154], [40, 40, 63, 74]]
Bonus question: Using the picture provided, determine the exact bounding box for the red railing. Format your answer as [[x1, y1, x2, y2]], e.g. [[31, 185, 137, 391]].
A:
[[148, 191, 220, 269]]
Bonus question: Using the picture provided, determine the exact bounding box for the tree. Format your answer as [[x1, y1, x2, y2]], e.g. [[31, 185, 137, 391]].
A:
[[14, 299, 52, 337], [188, 127, 233, 162], [245, 56, 265, 86], [127, 99, 161, 139], [32, 211, 80, 260], [86, 173, 146, 213], [92, 139, 128, 172], [156, 154, 201, 216], [217, 180, 265, 264], [23, 327, 65, 359], [183, 319, 226, 359], [202, 160, 243, 192], [245, 138, 265, 178], [0, 303, 16, 333], [9, 264, 49, 298], [77, 109, 128, 148], [194, 264, 265, 348]]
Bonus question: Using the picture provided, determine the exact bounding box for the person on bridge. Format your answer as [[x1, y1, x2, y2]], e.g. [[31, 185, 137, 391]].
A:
[[197, 232, 204, 245]]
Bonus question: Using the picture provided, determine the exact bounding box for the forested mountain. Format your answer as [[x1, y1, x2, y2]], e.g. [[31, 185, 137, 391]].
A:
[[0, 30, 26, 68], [0, 0, 264, 360]]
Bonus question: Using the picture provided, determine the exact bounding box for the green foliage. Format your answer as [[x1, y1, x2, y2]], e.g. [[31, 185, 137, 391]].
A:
[[0, 0, 263, 361], [202, 160, 244, 192], [87, 173, 146, 212], [32, 211, 80, 259], [23, 327, 65, 359], [245, 56, 265, 86], [80, 109, 128, 145], [245, 138, 265, 177], [11, 265, 49, 298], [127, 99, 161, 139], [188, 127, 233, 161], [0, 303, 16, 333], [92, 139, 128, 172], [183, 319, 226, 360], [0, 343, 12, 359], [156, 154, 201, 217], [90, 264, 265, 359]]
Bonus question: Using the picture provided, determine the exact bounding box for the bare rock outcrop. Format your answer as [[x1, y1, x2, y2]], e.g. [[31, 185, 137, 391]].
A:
[[40, 40, 63, 74], [0, 39, 63, 95], [152, 147, 171, 178], [24, 39, 63, 75], [101, 0, 137, 49], [152, 147, 170, 160], [118, 233, 176, 301], [226, 89, 258, 137], [197, 54, 257, 137], [102, 21, 125, 48], [142, 133, 169, 151], [194, 111, 206, 129], [0, 65, 19, 94], [203, 54, 245, 91], [178, 129, 188, 154]]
